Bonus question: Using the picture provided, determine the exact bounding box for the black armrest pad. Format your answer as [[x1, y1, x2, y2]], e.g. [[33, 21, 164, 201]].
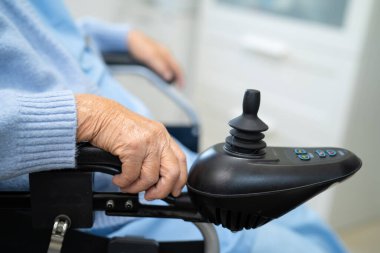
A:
[[102, 52, 143, 66], [102, 52, 175, 84], [76, 143, 121, 175]]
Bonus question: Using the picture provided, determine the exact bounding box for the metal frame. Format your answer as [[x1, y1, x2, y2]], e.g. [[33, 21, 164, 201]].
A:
[[108, 65, 200, 127]]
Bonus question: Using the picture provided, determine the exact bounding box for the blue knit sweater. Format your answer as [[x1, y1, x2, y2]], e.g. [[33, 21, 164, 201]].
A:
[[0, 0, 136, 189]]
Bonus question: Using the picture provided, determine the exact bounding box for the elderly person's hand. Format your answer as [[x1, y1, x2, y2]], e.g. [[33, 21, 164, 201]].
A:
[[76, 94, 187, 200], [128, 30, 184, 86]]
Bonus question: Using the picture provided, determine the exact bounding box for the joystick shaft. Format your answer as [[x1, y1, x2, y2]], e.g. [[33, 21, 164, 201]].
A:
[[224, 89, 268, 157]]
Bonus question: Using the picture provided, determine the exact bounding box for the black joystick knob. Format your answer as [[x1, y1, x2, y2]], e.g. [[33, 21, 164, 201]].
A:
[[224, 89, 268, 157]]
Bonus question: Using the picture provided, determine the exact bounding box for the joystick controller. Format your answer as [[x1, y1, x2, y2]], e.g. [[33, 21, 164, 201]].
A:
[[187, 89, 362, 231], [224, 89, 268, 157]]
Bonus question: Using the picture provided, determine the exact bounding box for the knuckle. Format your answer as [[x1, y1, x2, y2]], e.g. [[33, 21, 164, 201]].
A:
[[129, 184, 145, 194], [155, 190, 169, 199], [152, 122, 168, 139], [119, 176, 134, 188], [121, 165, 140, 181], [113, 176, 129, 189], [154, 122, 166, 132], [121, 180, 145, 194], [128, 173, 139, 183], [168, 168, 181, 181], [123, 186, 140, 194], [120, 139, 141, 155], [114, 181, 127, 189], [144, 173, 159, 186], [178, 152, 187, 165], [180, 174, 188, 185], [129, 139, 143, 151]]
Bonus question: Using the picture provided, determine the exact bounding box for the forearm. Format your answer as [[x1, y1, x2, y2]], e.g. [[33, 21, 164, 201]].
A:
[[0, 90, 77, 180], [77, 17, 130, 53]]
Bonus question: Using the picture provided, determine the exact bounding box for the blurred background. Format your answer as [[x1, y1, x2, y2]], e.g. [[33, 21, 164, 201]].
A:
[[65, 0, 379, 252]]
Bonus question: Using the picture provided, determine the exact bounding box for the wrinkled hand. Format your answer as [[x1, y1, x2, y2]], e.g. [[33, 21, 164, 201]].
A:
[[76, 94, 187, 200], [128, 30, 184, 86]]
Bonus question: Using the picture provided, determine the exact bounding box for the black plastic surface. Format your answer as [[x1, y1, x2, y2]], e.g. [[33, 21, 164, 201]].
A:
[[72, 141, 362, 231], [188, 144, 361, 195], [29, 170, 94, 228], [225, 89, 268, 156], [76, 142, 121, 175], [228, 90, 268, 132], [187, 144, 361, 231], [108, 237, 159, 253]]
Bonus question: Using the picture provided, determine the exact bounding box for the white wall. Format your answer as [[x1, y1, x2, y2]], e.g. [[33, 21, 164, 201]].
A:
[[330, 0, 380, 228], [65, 0, 199, 123]]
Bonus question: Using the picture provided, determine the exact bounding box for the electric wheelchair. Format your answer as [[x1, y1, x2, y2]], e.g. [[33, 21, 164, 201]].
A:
[[0, 53, 362, 253]]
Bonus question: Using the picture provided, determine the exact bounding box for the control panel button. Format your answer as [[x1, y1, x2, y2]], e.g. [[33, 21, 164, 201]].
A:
[[298, 154, 311, 161], [326, 150, 337, 157], [294, 148, 307, 155], [315, 149, 327, 158]]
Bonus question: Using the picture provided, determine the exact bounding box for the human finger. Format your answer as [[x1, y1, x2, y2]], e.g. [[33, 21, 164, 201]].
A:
[[160, 48, 185, 87], [120, 150, 160, 193], [144, 146, 180, 200], [169, 139, 188, 196], [112, 148, 144, 189], [148, 56, 174, 82]]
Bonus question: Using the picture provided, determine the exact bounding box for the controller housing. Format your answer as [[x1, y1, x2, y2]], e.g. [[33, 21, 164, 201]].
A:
[[187, 89, 362, 231], [187, 144, 361, 231]]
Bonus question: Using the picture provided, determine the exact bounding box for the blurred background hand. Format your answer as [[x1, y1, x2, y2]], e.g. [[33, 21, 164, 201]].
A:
[[127, 30, 184, 86]]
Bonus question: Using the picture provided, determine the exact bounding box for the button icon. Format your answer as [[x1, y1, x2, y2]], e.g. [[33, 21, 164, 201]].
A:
[[326, 150, 337, 157], [294, 148, 307, 155], [298, 154, 311, 161], [315, 149, 326, 158]]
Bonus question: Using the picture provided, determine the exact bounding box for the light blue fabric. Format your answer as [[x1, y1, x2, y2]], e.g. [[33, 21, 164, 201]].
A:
[[103, 205, 345, 253], [27, 0, 152, 118], [0, 0, 89, 186], [77, 16, 132, 53], [0, 0, 348, 252]]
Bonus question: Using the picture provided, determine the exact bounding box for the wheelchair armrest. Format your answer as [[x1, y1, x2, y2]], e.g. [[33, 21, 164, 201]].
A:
[[0, 141, 215, 252], [0, 143, 205, 229], [102, 52, 175, 84], [76, 142, 121, 175], [102, 52, 142, 66]]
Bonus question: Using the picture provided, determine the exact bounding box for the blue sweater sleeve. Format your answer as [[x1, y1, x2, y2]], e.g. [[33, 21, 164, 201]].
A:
[[0, 90, 77, 180], [77, 17, 131, 53]]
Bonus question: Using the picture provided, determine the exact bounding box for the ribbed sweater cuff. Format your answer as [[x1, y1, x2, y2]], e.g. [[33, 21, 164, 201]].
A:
[[16, 91, 76, 174]]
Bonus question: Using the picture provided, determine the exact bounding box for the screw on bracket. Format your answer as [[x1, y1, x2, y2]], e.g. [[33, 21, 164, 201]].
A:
[[125, 200, 134, 210], [106, 200, 115, 209]]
